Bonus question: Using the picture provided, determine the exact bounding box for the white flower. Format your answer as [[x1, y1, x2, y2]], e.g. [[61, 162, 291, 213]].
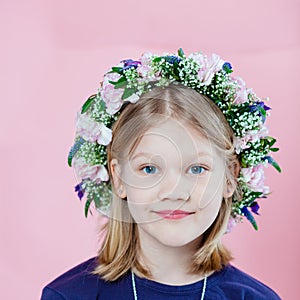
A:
[[97, 123, 112, 145], [76, 113, 112, 145], [233, 136, 251, 154], [136, 52, 154, 78], [233, 76, 248, 104], [91, 164, 109, 183], [125, 93, 140, 103], [189, 52, 224, 85], [241, 165, 269, 194], [101, 72, 123, 115], [73, 157, 109, 183]]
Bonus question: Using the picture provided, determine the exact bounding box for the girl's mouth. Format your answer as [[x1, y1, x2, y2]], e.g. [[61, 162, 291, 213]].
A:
[[154, 210, 195, 220]]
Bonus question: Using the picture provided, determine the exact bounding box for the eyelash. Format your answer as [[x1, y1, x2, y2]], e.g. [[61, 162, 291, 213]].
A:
[[139, 164, 209, 175]]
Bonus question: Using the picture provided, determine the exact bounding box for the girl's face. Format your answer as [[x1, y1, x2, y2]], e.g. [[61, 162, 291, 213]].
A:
[[111, 117, 229, 248]]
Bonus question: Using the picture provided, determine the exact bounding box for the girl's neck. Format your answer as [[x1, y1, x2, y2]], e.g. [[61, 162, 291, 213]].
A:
[[137, 231, 206, 285]]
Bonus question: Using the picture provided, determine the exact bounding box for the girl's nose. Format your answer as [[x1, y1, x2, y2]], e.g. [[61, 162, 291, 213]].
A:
[[157, 170, 190, 202]]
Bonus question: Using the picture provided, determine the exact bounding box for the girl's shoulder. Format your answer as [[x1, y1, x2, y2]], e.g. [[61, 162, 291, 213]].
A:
[[206, 264, 281, 299], [41, 257, 102, 299]]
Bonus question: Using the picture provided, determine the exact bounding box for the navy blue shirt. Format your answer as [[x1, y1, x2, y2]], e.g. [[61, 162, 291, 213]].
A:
[[41, 257, 281, 299]]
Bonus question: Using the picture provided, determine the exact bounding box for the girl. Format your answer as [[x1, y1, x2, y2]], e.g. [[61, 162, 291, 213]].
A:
[[41, 49, 281, 299]]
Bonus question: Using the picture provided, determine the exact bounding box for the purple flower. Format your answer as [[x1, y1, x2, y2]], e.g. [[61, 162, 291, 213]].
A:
[[241, 206, 258, 230], [121, 59, 141, 70], [250, 202, 260, 215], [68, 137, 85, 167], [75, 182, 85, 200], [163, 55, 182, 64], [249, 101, 271, 112], [258, 101, 271, 111], [249, 101, 271, 123], [222, 62, 232, 74]]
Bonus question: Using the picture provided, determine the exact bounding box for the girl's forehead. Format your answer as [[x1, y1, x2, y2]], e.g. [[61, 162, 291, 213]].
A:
[[131, 118, 216, 159]]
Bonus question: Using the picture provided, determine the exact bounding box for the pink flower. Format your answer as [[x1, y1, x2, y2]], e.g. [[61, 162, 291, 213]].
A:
[[136, 64, 152, 77], [233, 76, 248, 104], [73, 157, 109, 183], [102, 72, 121, 86], [233, 136, 251, 154], [136, 52, 154, 77], [189, 53, 224, 85], [101, 73, 124, 115], [76, 113, 112, 145], [233, 126, 269, 154], [140, 52, 154, 64], [241, 165, 269, 194]]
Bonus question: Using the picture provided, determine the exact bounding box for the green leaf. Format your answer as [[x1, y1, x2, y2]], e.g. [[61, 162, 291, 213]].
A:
[[271, 160, 282, 173], [114, 80, 127, 89], [122, 87, 136, 100], [172, 61, 180, 80], [93, 194, 100, 209], [258, 106, 266, 118], [100, 99, 106, 112], [270, 147, 279, 152], [109, 76, 126, 85], [252, 220, 258, 231], [251, 191, 264, 198], [153, 57, 163, 63], [178, 48, 185, 58], [237, 106, 250, 114], [81, 94, 96, 114], [84, 198, 92, 217], [111, 67, 124, 74], [67, 152, 73, 167], [267, 137, 277, 147], [109, 76, 127, 89]]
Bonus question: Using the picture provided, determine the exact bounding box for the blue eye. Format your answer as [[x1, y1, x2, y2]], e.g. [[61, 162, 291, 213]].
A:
[[141, 165, 157, 175], [189, 166, 205, 174]]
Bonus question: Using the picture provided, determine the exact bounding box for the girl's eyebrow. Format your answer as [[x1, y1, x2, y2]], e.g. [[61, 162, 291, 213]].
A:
[[130, 152, 155, 161], [131, 151, 213, 161]]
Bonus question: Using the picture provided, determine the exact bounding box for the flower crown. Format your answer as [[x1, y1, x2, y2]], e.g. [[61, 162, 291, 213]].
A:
[[68, 48, 281, 230]]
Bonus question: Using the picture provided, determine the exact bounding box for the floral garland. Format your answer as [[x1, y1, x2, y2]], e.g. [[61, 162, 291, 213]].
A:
[[68, 48, 281, 230]]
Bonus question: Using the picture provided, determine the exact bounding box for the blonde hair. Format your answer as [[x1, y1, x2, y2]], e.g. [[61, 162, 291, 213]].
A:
[[93, 83, 240, 281]]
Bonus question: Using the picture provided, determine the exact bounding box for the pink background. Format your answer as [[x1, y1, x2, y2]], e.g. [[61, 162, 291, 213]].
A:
[[1, 0, 299, 299]]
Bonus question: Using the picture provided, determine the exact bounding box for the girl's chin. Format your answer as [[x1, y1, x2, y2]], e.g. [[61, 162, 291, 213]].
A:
[[150, 231, 204, 248]]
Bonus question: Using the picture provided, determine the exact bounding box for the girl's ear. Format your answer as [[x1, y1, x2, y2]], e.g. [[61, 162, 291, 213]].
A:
[[223, 177, 235, 199], [223, 162, 239, 198], [110, 158, 127, 199]]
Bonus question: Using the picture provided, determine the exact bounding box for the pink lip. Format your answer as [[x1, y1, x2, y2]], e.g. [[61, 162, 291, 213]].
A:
[[154, 210, 194, 220]]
